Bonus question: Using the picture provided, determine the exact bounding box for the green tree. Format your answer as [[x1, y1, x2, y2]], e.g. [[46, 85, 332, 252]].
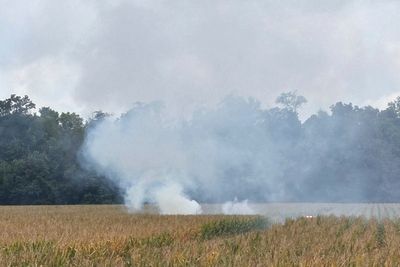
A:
[[0, 94, 35, 116], [0, 94, 121, 205]]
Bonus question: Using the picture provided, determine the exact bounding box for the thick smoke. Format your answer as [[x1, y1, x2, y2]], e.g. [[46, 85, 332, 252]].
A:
[[83, 96, 291, 214], [83, 94, 400, 214]]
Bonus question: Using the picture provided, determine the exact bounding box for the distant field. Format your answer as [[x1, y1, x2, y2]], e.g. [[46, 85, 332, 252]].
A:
[[203, 203, 400, 221], [1, 205, 400, 266]]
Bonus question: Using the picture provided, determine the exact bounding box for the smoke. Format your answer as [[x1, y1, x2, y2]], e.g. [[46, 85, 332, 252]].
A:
[[222, 199, 256, 215], [4, 1, 400, 119], [82, 101, 195, 214], [152, 183, 202, 215], [82, 94, 400, 214], [83, 96, 286, 214]]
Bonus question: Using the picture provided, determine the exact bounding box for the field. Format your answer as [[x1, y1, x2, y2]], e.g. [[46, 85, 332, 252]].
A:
[[204, 203, 400, 221], [1, 205, 400, 266]]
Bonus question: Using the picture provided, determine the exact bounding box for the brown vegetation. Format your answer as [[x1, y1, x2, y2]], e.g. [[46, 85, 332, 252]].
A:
[[0, 205, 399, 266]]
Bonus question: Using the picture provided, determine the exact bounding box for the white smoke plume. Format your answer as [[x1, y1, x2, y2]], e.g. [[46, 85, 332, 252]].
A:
[[152, 183, 202, 215], [83, 102, 200, 214], [222, 199, 256, 215], [82, 96, 290, 214], [83, 94, 397, 213]]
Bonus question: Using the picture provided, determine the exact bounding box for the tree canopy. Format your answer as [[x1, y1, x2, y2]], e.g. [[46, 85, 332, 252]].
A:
[[1, 92, 400, 203], [0, 95, 121, 204]]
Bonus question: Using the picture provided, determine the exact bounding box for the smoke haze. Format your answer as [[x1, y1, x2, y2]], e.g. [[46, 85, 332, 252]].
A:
[[83, 97, 291, 213], [3, 1, 400, 119], [82, 95, 400, 214], [4, 1, 400, 213]]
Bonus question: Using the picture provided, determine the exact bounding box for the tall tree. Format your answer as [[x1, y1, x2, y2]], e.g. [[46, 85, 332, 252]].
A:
[[276, 91, 307, 113]]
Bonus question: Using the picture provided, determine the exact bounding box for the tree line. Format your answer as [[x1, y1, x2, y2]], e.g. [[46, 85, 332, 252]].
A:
[[2, 93, 400, 204], [0, 95, 121, 204]]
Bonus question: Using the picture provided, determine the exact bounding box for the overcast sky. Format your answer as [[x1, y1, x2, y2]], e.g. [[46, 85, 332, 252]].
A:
[[1, 0, 400, 118]]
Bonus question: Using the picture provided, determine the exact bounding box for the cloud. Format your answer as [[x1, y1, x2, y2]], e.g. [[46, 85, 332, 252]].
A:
[[1, 0, 400, 117]]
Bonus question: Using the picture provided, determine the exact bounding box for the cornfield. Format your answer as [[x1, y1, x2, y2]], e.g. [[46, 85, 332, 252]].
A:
[[1, 205, 400, 266]]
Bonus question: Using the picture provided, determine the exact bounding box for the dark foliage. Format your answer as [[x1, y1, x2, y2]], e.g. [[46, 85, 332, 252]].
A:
[[0, 95, 121, 204]]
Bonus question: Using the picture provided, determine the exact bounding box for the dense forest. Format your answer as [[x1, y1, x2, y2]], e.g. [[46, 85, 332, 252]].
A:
[[0, 95, 121, 204], [2, 93, 400, 204]]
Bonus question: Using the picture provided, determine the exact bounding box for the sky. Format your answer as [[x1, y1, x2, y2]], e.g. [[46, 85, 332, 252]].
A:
[[1, 0, 400, 119]]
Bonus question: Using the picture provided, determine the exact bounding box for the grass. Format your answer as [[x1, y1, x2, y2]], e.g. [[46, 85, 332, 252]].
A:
[[0, 205, 400, 266], [200, 216, 269, 240]]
